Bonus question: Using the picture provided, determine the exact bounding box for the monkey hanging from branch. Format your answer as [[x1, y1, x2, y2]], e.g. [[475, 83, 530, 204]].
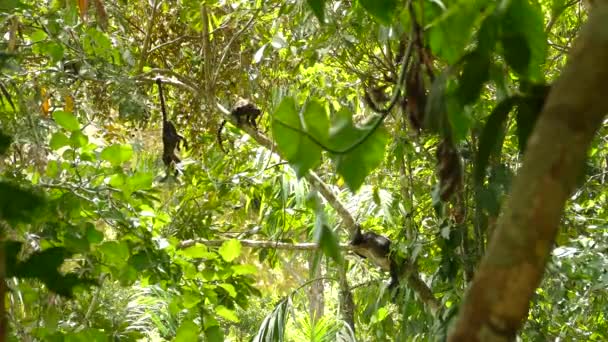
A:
[[155, 78, 188, 178], [349, 225, 404, 298], [216, 98, 262, 153]]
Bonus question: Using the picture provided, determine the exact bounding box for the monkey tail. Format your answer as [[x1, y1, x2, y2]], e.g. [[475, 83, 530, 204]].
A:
[[156, 78, 168, 123], [217, 119, 228, 153]]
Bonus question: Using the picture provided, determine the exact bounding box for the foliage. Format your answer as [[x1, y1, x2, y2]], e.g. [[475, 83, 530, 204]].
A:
[[0, 0, 607, 340]]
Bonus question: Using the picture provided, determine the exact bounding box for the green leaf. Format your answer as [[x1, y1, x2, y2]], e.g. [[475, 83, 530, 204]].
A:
[[218, 284, 237, 298], [86, 225, 104, 244], [0, 0, 25, 11], [0, 181, 45, 224], [500, 33, 530, 76], [46, 160, 60, 177], [83, 28, 114, 62], [0, 131, 11, 155], [204, 326, 224, 342], [428, 0, 484, 64], [99, 241, 130, 268], [182, 291, 202, 308], [50, 132, 70, 150], [231, 264, 257, 275], [216, 305, 239, 322], [307, 0, 326, 23], [302, 99, 330, 143], [272, 97, 322, 178], [477, 13, 499, 54], [358, 0, 397, 25], [425, 71, 449, 134], [126, 171, 153, 192], [100, 144, 133, 167], [45, 42, 65, 62], [30, 29, 47, 43], [219, 239, 241, 262], [458, 50, 491, 105], [315, 224, 343, 264], [329, 109, 388, 191], [474, 96, 518, 184], [181, 244, 217, 259], [69, 130, 89, 148], [499, 0, 546, 80], [174, 320, 199, 342], [515, 95, 544, 153], [52, 111, 80, 131]]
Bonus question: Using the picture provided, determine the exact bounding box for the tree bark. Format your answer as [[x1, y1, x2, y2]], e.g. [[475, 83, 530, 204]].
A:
[[448, 2, 608, 340]]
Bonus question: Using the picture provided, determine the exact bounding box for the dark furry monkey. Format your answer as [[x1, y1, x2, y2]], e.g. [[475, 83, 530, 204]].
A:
[[156, 78, 187, 176], [217, 99, 261, 153]]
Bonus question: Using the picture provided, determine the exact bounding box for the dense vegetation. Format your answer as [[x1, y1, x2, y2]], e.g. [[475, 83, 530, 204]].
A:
[[2, 0, 608, 340]]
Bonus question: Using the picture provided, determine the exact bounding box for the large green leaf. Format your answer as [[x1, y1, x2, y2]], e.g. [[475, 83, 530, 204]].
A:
[[219, 239, 241, 262], [358, 0, 397, 25], [272, 97, 322, 178], [216, 305, 239, 322], [50, 132, 70, 150], [181, 243, 217, 259], [174, 320, 199, 342], [515, 87, 548, 153], [499, 0, 546, 80], [428, 0, 485, 64], [474, 96, 518, 184], [69, 130, 89, 149], [329, 109, 388, 192], [100, 144, 133, 167], [457, 50, 491, 105], [99, 241, 130, 268], [307, 0, 326, 23], [302, 99, 330, 143], [52, 111, 80, 131], [315, 224, 343, 264]]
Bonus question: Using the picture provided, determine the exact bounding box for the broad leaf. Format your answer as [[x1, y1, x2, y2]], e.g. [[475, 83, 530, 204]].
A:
[[182, 244, 217, 259], [69, 130, 89, 148], [99, 241, 130, 268], [52, 110, 80, 131], [329, 108, 388, 192], [219, 239, 241, 262], [272, 97, 322, 178], [358, 0, 397, 25], [474, 97, 518, 184], [216, 305, 239, 322], [100, 144, 133, 167], [499, 0, 546, 80], [307, 0, 326, 23], [458, 50, 491, 105], [428, 0, 485, 64], [315, 224, 343, 264], [174, 320, 199, 342], [50, 132, 70, 150]]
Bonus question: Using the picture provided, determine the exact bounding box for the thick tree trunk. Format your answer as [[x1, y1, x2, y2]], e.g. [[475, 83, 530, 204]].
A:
[[448, 2, 608, 340]]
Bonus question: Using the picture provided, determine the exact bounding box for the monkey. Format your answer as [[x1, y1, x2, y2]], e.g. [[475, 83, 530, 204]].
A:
[[155, 78, 187, 177], [217, 98, 261, 153], [349, 225, 400, 291]]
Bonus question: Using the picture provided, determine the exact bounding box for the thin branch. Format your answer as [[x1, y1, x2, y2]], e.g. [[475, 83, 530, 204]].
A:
[[137, 0, 160, 73], [178, 238, 354, 251]]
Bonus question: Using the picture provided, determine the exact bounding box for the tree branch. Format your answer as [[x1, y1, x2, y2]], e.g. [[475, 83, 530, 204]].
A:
[[449, 2, 608, 340], [215, 102, 441, 315]]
